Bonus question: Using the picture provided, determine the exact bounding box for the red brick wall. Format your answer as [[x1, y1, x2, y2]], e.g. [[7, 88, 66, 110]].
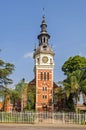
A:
[[36, 69, 53, 112]]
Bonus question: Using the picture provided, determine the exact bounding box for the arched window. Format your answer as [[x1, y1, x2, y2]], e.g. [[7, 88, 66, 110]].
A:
[[43, 86, 47, 91], [42, 95, 47, 99], [44, 72, 46, 80], [44, 37, 45, 43], [40, 72, 43, 80], [50, 58, 52, 64], [37, 58, 40, 64], [47, 72, 49, 80], [41, 38, 42, 43]]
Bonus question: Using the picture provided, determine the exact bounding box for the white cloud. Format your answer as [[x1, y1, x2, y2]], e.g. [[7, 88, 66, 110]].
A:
[[24, 52, 33, 58]]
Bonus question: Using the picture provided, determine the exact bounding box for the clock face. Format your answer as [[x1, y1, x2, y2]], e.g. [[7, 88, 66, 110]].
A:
[[42, 56, 48, 63]]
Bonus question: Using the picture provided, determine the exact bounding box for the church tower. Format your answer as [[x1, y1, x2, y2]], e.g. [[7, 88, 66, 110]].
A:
[[33, 16, 55, 112]]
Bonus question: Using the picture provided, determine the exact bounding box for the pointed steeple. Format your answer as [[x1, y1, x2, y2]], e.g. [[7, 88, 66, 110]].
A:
[[33, 15, 54, 59], [41, 8, 47, 33], [38, 15, 50, 46], [40, 15, 47, 33]]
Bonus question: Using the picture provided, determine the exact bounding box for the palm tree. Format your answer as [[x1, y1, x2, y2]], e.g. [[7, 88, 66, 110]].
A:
[[63, 69, 86, 108]]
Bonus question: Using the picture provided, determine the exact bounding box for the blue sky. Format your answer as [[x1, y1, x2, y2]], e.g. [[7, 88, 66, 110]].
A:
[[0, 0, 86, 87]]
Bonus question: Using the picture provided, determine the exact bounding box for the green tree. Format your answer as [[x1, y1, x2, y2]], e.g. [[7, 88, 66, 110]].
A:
[[62, 55, 86, 110], [54, 86, 66, 111], [62, 55, 86, 75], [10, 88, 20, 111], [26, 85, 36, 111], [14, 78, 28, 112], [0, 55, 14, 111], [0, 60, 14, 85], [63, 70, 81, 103]]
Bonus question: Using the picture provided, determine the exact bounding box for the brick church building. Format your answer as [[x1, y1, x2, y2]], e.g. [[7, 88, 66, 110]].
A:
[[28, 15, 57, 112]]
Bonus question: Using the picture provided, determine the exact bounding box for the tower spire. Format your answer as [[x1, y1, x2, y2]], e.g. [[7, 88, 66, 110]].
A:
[[42, 8, 45, 18], [41, 13, 47, 33], [37, 12, 50, 46]]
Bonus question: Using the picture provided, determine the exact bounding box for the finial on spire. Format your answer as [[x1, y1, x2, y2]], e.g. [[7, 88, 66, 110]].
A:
[[42, 8, 45, 19]]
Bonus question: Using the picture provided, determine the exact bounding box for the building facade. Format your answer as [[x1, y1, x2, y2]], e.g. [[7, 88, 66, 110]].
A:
[[33, 16, 55, 112]]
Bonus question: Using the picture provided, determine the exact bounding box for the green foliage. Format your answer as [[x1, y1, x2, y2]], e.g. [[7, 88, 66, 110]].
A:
[[61, 55, 86, 110], [10, 89, 21, 104], [65, 93, 75, 111], [0, 54, 14, 111], [54, 86, 65, 101], [15, 78, 27, 98], [63, 69, 86, 105], [27, 85, 36, 111], [0, 58, 14, 85], [13, 78, 28, 111], [62, 55, 86, 75]]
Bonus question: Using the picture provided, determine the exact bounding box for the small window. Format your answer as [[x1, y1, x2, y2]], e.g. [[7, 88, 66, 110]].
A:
[[44, 72, 46, 80], [44, 37, 45, 43], [37, 58, 40, 64], [43, 45, 47, 49], [45, 95, 47, 99], [43, 86, 47, 91], [43, 87, 44, 91], [43, 95, 44, 99], [41, 72, 43, 80], [50, 58, 52, 64], [42, 95, 47, 99], [41, 38, 42, 43], [45, 87, 47, 91], [47, 72, 49, 80]]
